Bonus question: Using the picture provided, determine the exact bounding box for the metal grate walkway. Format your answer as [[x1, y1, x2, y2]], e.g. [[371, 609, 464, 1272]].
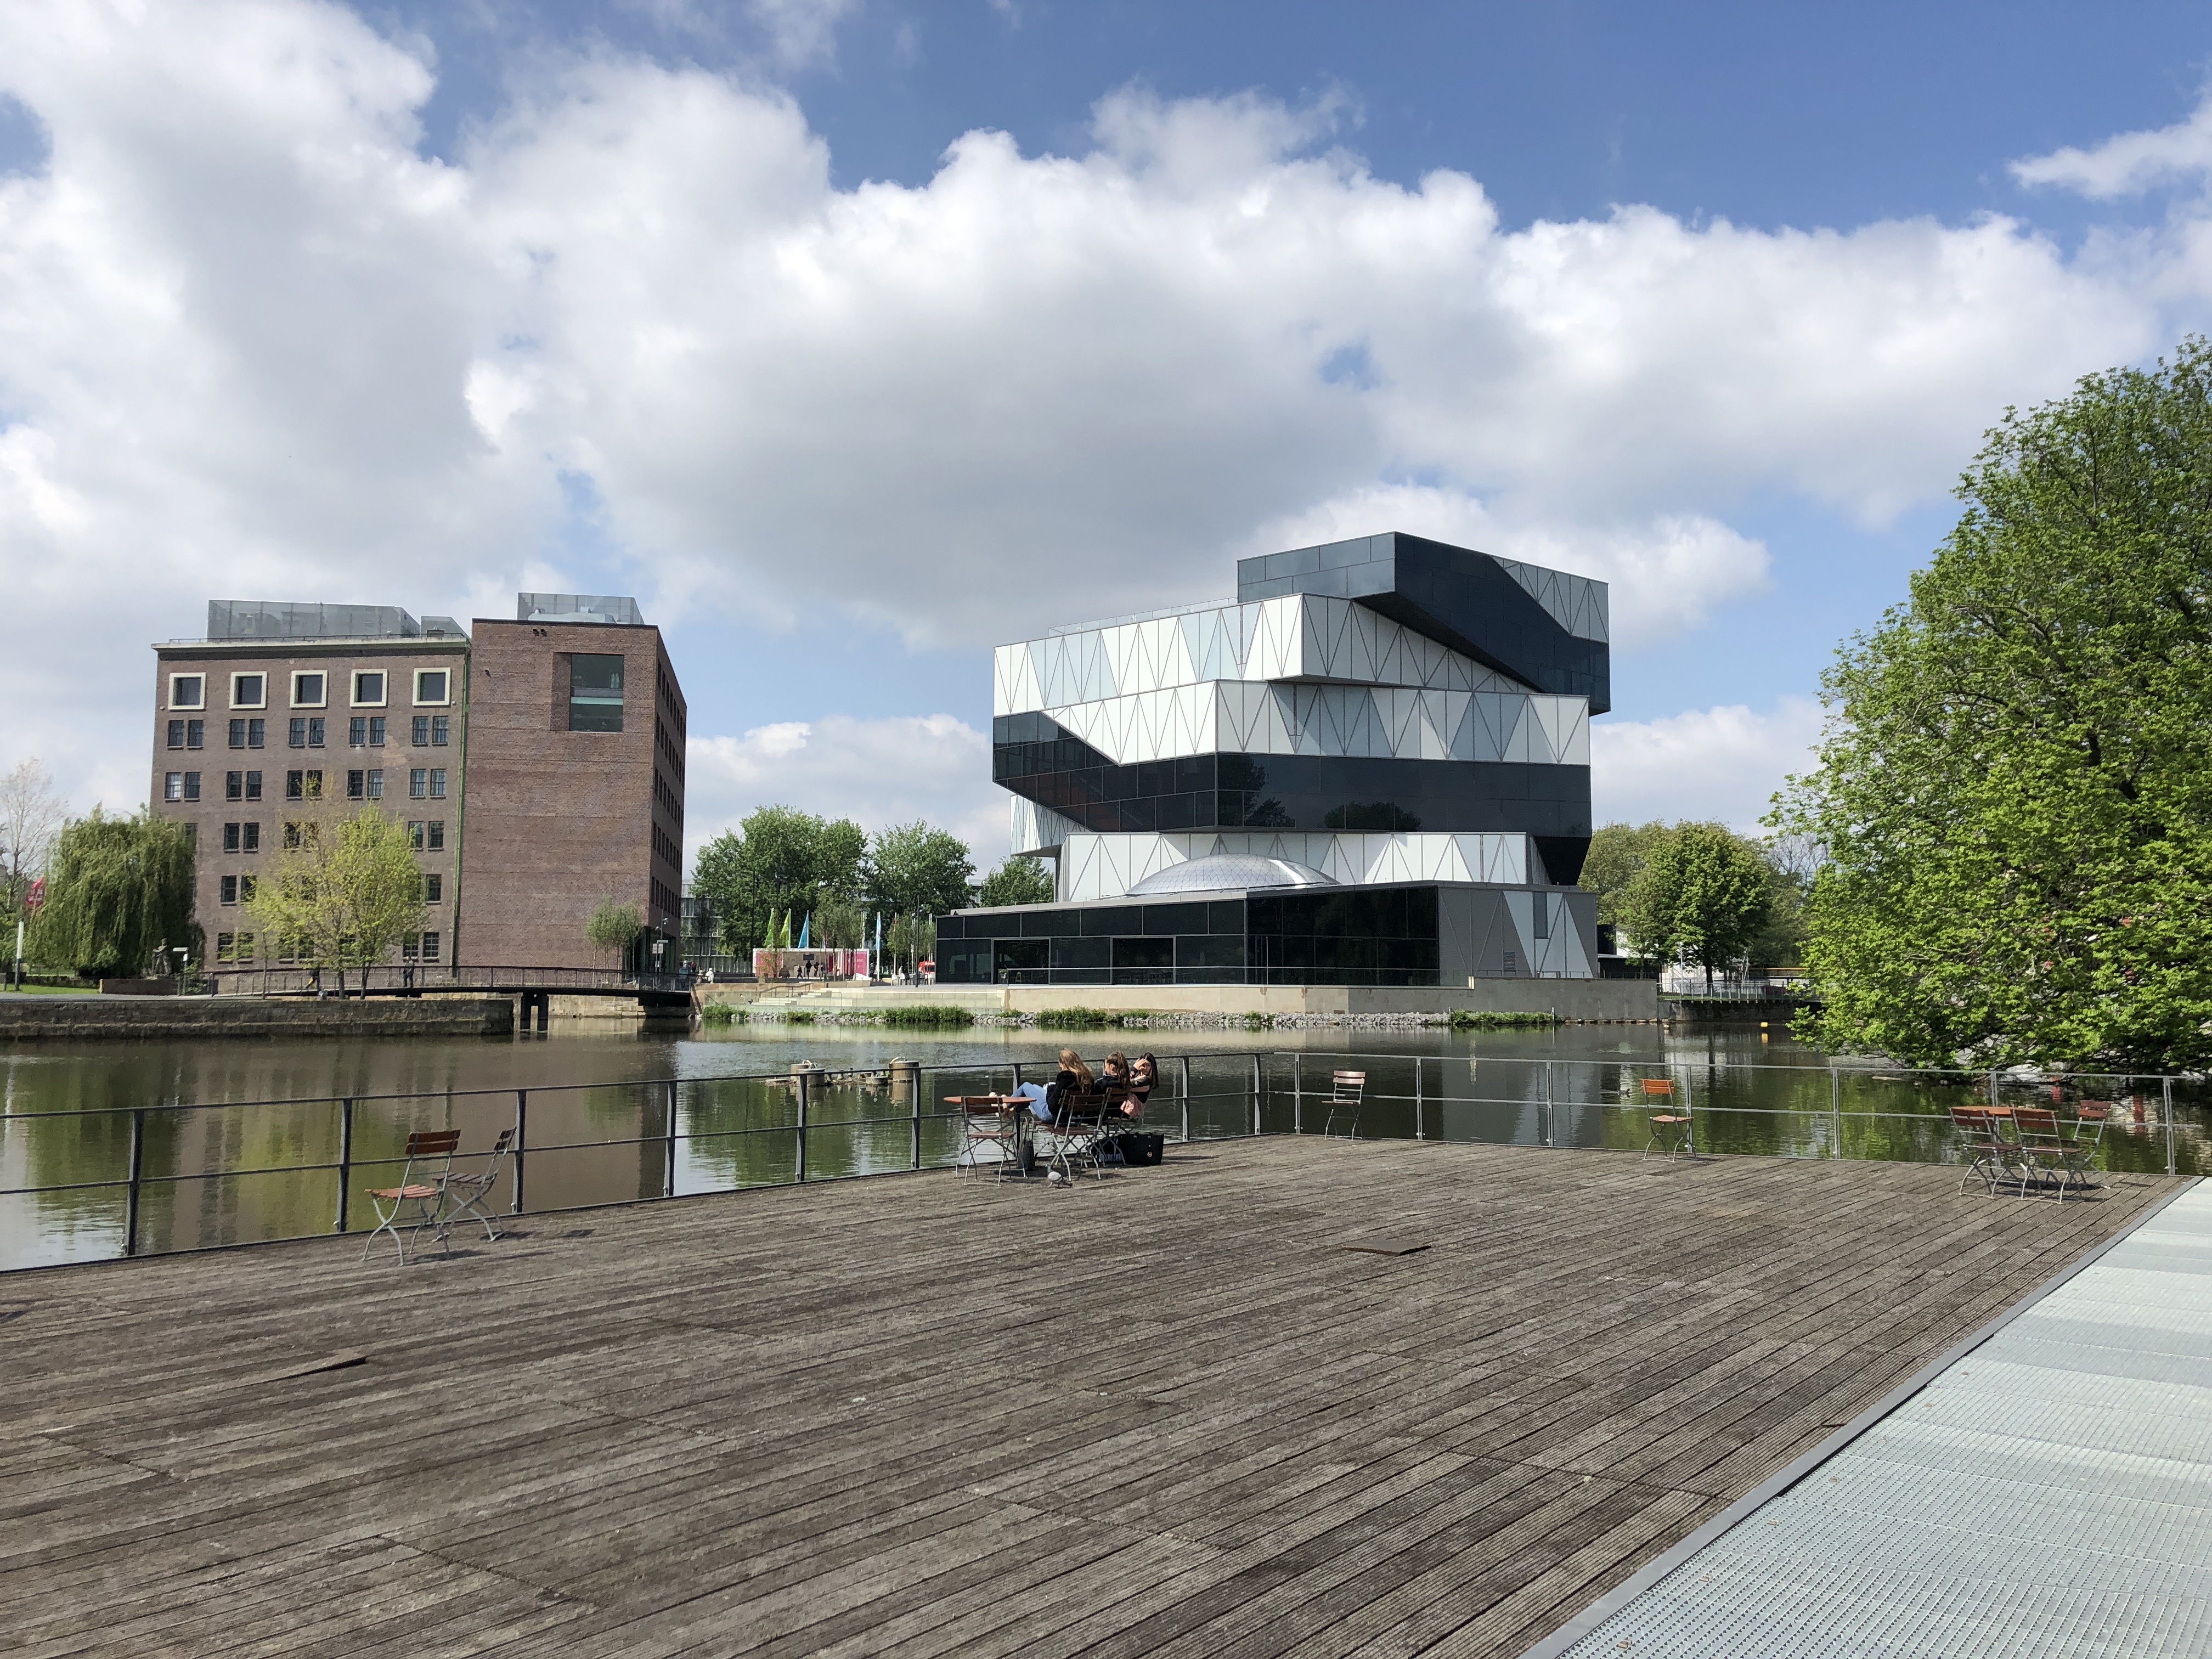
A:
[[1554, 1180, 2212, 1658]]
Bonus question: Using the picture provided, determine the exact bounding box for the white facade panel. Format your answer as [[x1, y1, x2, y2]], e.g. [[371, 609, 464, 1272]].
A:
[[1057, 832, 1537, 901]]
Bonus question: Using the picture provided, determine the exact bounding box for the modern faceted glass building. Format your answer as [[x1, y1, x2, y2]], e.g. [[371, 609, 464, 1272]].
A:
[[938, 533, 1607, 989]]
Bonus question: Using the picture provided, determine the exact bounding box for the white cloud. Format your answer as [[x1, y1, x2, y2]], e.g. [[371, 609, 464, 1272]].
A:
[[2012, 95, 2212, 199], [743, 0, 861, 69], [1591, 698, 1826, 834], [685, 713, 1001, 865]]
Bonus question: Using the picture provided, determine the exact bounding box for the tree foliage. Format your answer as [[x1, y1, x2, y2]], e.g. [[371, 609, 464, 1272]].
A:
[[27, 808, 196, 979], [247, 806, 425, 991], [862, 821, 976, 918], [1772, 341, 2212, 1069], [585, 899, 645, 960], [690, 806, 865, 952], [1, 757, 70, 925], [977, 854, 1056, 907], [1621, 822, 1774, 987], [1578, 821, 1672, 928]]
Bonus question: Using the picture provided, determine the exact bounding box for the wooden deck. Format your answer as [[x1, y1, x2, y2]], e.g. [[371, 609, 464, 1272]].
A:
[[0, 1138, 2180, 1658]]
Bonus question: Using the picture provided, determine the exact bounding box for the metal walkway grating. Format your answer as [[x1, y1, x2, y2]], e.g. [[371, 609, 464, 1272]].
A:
[[1557, 1182, 2212, 1658]]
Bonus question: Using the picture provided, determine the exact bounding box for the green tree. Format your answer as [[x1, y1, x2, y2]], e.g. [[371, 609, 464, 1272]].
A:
[[1773, 341, 2212, 1070], [585, 898, 645, 964], [1623, 822, 1773, 989], [977, 854, 1055, 907], [1578, 821, 1673, 934], [816, 894, 866, 948], [865, 821, 977, 919], [247, 806, 426, 994], [28, 808, 196, 979], [691, 806, 866, 953]]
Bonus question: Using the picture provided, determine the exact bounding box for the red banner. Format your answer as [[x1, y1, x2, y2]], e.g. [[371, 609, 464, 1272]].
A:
[[22, 877, 42, 914]]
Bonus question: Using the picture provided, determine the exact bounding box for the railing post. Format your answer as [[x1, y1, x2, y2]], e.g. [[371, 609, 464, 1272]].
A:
[[1414, 1057, 1424, 1140], [1681, 1065, 1695, 1158], [1830, 1065, 1841, 1159], [1252, 1053, 1263, 1136], [123, 1108, 145, 1259], [334, 1098, 353, 1233], [2165, 1075, 2177, 1178], [795, 1069, 810, 1183], [911, 1065, 923, 1170], [664, 1079, 679, 1199], [1544, 1058, 1554, 1147], [1293, 1053, 1303, 1135], [1180, 1055, 1192, 1142], [511, 1090, 527, 1215]]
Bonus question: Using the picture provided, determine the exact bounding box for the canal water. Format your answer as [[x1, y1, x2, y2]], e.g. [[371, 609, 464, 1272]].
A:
[[2, 1019, 2201, 1271]]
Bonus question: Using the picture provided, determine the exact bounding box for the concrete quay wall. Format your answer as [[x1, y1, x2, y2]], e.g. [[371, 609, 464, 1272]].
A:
[[0, 995, 514, 1042], [713, 978, 1658, 1022]]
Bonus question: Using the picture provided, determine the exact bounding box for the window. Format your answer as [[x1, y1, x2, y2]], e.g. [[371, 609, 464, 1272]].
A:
[[248, 718, 264, 749], [182, 822, 196, 850], [167, 719, 184, 750], [414, 668, 449, 705], [1502, 947, 1516, 973], [308, 716, 325, 748], [225, 771, 242, 802], [222, 823, 240, 853], [410, 768, 426, 800], [366, 768, 383, 800], [1532, 894, 1549, 939], [216, 930, 234, 959], [245, 770, 262, 801], [429, 768, 446, 799], [420, 931, 441, 963], [164, 772, 183, 802], [239, 874, 256, 902], [241, 822, 259, 852], [568, 653, 624, 732], [188, 719, 204, 750], [347, 770, 364, 800], [230, 673, 266, 709], [291, 671, 325, 707], [352, 670, 385, 706], [408, 820, 445, 851], [424, 873, 443, 903], [348, 716, 366, 747], [168, 674, 205, 709], [286, 770, 322, 800], [432, 715, 449, 746], [182, 771, 200, 802], [229, 719, 246, 748], [289, 718, 306, 748], [368, 716, 385, 747], [283, 821, 304, 849], [219, 875, 238, 905], [427, 820, 443, 850], [411, 715, 430, 746]]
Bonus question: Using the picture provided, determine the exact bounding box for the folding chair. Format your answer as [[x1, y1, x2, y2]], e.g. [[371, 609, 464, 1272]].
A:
[[1949, 1104, 2017, 1195], [1641, 1078, 1689, 1160], [1322, 1071, 1366, 1138], [2011, 1107, 2079, 1200], [1039, 1089, 1119, 1185], [952, 1098, 1021, 1182], [2062, 1103, 2111, 1192], [436, 1129, 515, 1242], [362, 1130, 461, 1263]]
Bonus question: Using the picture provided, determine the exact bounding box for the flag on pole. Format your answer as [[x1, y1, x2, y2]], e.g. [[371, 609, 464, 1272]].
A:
[[797, 911, 810, 950]]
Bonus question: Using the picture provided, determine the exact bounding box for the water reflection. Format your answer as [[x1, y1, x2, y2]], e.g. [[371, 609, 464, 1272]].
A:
[[3, 1020, 2202, 1271]]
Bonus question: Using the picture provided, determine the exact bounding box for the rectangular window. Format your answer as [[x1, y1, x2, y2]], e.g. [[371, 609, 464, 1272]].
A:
[[283, 821, 303, 849], [182, 771, 200, 802], [167, 719, 184, 750], [347, 770, 364, 800], [352, 670, 385, 707], [164, 771, 183, 802], [368, 716, 385, 746], [348, 715, 366, 747], [1532, 894, 1550, 939], [229, 719, 246, 748], [431, 714, 449, 746], [248, 718, 264, 749], [219, 875, 238, 905], [285, 770, 316, 800], [366, 768, 383, 800], [420, 931, 441, 964], [411, 715, 430, 746], [291, 671, 325, 707], [568, 653, 624, 732], [216, 930, 235, 960], [289, 717, 306, 748], [182, 822, 196, 850], [424, 873, 443, 903], [401, 933, 419, 962], [308, 716, 324, 748], [187, 719, 204, 750], [1503, 947, 1516, 973], [427, 820, 443, 850], [241, 821, 259, 852], [410, 768, 426, 799], [245, 770, 262, 801], [407, 820, 424, 850], [230, 673, 266, 709], [223, 822, 240, 853], [239, 875, 256, 903], [414, 668, 449, 705], [428, 768, 446, 799], [235, 932, 255, 962], [224, 771, 242, 801], [168, 674, 205, 709]]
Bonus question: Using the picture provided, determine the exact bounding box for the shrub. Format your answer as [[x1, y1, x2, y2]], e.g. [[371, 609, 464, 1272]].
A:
[[1448, 1009, 1562, 1030], [876, 1005, 974, 1028], [698, 1001, 737, 1026], [1037, 1007, 1150, 1029], [785, 1010, 816, 1024]]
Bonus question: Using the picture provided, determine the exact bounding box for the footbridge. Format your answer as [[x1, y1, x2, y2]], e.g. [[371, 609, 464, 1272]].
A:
[[208, 964, 696, 1024]]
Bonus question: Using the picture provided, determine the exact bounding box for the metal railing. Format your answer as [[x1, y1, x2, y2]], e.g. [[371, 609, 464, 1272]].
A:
[[2, 1052, 2198, 1272], [205, 964, 694, 997]]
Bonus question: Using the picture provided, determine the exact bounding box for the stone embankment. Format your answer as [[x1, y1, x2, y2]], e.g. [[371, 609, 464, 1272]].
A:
[[0, 996, 514, 1042]]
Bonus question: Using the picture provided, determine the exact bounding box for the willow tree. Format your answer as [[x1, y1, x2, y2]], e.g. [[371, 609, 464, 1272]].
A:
[[248, 806, 425, 994], [1773, 341, 2212, 1070], [28, 809, 196, 979]]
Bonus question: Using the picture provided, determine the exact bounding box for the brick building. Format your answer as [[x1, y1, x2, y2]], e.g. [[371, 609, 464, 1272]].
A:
[[455, 594, 687, 972], [151, 602, 469, 969]]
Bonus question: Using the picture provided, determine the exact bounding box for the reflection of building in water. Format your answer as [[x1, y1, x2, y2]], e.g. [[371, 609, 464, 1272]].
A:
[[943, 533, 1606, 988]]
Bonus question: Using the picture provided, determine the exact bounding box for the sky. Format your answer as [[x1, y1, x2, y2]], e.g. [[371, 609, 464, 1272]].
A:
[[5, 0, 2212, 871]]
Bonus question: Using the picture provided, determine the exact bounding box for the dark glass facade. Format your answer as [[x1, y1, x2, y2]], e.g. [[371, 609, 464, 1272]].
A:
[[939, 888, 1443, 988], [994, 713, 1589, 847]]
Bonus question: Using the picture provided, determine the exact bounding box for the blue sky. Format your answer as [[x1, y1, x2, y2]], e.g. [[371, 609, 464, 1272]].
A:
[[4, 1, 2211, 860]]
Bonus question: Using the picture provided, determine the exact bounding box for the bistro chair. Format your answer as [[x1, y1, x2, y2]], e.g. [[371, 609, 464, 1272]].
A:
[[1641, 1078, 1689, 1161], [2061, 1103, 2111, 1193], [1948, 1104, 2018, 1195], [436, 1129, 515, 1242], [951, 1097, 1021, 1182], [1040, 1086, 1122, 1184], [1322, 1071, 1366, 1139], [2010, 1107, 2079, 1201], [361, 1130, 461, 1264]]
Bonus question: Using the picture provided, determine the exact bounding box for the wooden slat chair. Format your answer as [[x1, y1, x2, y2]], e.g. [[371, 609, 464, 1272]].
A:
[[2011, 1106, 2079, 1200], [362, 1130, 461, 1264], [436, 1129, 515, 1242], [1322, 1071, 1366, 1139], [1948, 1104, 2017, 1195], [1641, 1078, 1690, 1161], [1040, 1084, 1127, 1184], [2062, 1103, 2112, 1192], [949, 1097, 1020, 1182]]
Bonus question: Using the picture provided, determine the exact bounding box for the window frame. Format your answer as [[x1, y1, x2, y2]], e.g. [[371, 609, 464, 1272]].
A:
[[413, 668, 451, 707], [164, 772, 183, 802], [219, 875, 238, 906], [229, 672, 267, 711], [166, 719, 185, 751], [351, 669, 387, 708], [428, 767, 447, 800], [290, 670, 327, 709], [168, 673, 206, 710], [182, 772, 201, 802]]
